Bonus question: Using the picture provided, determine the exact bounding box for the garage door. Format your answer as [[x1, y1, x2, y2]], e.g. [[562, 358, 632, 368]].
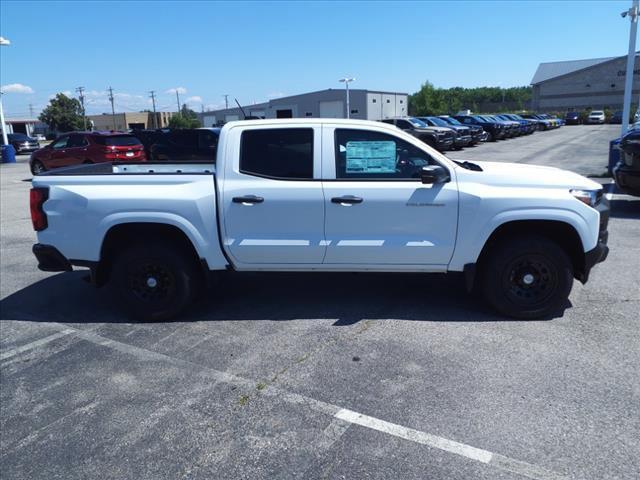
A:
[[319, 100, 344, 118]]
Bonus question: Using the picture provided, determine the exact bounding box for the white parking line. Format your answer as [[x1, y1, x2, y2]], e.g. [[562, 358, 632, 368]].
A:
[[21, 323, 567, 480], [335, 408, 492, 463], [0, 329, 74, 361]]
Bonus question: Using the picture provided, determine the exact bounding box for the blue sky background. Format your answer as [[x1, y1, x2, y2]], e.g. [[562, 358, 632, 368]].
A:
[[0, 0, 633, 117]]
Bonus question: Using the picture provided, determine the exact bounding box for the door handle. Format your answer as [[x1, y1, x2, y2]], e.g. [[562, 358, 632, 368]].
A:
[[331, 195, 363, 205], [232, 195, 264, 204]]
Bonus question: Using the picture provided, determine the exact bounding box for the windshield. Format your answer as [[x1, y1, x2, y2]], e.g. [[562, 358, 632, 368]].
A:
[[408, 117, 428, 128], [441, 116, 462, 125], [591, 111, 604, 115], [471, 115, 487, 122], [426, 116, 450, 127], [8, 133, 29, 141]]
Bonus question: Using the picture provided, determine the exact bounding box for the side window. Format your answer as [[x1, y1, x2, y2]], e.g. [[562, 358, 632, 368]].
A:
[[334, 129, 436, 180], [396, 120, 411, 129], [240, 128, 313, 180], [51, 136, 69, 149], [67, 134, 87, 148]]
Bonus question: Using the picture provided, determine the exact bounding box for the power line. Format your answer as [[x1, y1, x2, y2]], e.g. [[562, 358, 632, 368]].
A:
[[107, 86, 116, 130]]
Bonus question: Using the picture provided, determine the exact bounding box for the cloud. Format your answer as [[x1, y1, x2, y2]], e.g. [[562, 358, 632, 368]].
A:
[[186, 96, 203, 104], [48, 90, 72, 100], [166, 87, 187, 95], [2, 83, 34, 94]]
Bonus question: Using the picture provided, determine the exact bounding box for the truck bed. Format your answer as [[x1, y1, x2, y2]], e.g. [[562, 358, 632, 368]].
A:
[[38, 162, 216, 176]]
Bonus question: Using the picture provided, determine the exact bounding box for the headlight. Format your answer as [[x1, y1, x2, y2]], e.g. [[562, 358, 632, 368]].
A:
[[570, 189, 600, 207]]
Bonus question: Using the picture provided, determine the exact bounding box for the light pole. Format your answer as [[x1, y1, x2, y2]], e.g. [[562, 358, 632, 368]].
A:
[[0, 36, 11, 146], [621, 0, 638, 135], [339, 77, 355, 118]]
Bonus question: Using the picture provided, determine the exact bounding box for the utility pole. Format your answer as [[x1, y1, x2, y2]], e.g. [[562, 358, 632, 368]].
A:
[[28, 103, 34, 117], [149, 90, 157, 129], [223, 94, 229, 110], [175, 90, 181, 114], [76, 86, 87, 130], [107, 86, 116, 130], [621, 0, 639, 135]]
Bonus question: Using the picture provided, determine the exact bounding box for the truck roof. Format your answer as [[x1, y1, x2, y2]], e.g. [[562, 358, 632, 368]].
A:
[[222, 118, 402, 132]]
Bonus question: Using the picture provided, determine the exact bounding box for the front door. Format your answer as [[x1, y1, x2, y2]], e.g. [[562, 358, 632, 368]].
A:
[[322, 126, 458, 266], [48, 135, 71, 168], [220, 125, 325, 267]]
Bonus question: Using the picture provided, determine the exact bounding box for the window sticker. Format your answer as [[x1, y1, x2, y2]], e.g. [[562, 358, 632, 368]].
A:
[[345, 141, 396, 174]]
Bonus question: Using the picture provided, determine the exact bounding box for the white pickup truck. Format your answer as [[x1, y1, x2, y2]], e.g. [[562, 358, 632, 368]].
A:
[[30, 119, 609, 320]]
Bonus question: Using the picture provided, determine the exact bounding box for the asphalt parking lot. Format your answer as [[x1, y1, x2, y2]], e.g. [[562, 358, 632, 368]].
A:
[[1, 124, 639, 479]]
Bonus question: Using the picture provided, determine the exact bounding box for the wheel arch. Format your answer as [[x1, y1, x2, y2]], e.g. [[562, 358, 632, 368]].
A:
[[95, 222, 207, 287], [463, 219, 587, 291]]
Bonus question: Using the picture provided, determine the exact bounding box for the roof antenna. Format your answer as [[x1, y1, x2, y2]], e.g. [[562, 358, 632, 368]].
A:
[[234, 98, 247, 119]]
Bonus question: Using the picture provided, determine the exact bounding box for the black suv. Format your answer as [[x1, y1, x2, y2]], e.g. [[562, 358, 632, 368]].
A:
[[135, 128, 221, 161], [3, 133, 40, 154], [380, 117, 454, 151], [453, 115, 506, 141], [418, 116, 472, 149], [438, 116, 487, 143]]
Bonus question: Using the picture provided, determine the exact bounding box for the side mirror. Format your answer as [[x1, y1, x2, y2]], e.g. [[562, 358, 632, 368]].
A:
[[421, 165, 450, 184]]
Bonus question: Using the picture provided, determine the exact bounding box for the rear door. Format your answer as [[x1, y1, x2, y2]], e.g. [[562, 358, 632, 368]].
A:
[[66, 134, 89, 165], [220, 125, 325, 266], [321, 125, 458, 266]]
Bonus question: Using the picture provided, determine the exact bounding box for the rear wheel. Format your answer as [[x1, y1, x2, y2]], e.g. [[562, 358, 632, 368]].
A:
[[31, 160, 46, 175], [480, 236, 573, 319], [487, 131, 495, 142], [110, 243, 198, 321]]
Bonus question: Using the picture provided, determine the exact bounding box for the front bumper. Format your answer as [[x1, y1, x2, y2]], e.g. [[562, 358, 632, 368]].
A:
[[32, 244, 72, 272], [578, 198, 610, 283], [454, 135, 472, 147], [436, 138, 454, 150], [613, 162, 640, 196]]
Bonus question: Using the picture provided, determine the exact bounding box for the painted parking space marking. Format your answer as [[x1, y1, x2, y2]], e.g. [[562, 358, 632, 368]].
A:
[[33, 322, 567, 480], [0, 329, 74, 361]]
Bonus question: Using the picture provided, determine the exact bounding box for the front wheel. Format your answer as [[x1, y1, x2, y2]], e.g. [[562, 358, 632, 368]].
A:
[[480, 236, 573, 319], [110, 243, 199, 321]]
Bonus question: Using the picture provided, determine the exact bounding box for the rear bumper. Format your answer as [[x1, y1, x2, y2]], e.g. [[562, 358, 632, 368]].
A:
[[32, 244, 72, 272]]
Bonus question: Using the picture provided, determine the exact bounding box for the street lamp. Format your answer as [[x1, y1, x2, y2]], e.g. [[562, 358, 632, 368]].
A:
[[339, 77, 355, 119], [0, 36, 11, 146], [621, 0, 638, 135]]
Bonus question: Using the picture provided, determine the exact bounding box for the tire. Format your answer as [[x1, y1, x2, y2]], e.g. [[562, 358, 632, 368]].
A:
[[110, 242, 198, 321], [487, 131, 495, 142], [480, 235, 573, 319], [31, 160, 46, 175]]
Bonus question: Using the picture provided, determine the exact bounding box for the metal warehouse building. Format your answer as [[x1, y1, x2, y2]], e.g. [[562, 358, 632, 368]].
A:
[[199, 89, 408, 126], [531, 53, 640, 111]]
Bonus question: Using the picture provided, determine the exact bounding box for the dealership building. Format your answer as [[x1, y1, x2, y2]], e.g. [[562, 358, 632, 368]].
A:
[[199, 89, 409, 126], [87, 111, 175, 131], [531, 53, 640, 111]]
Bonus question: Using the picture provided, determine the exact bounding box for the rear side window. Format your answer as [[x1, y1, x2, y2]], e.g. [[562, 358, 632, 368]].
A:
[[94, 135, 141, 146], [240, 128, 313, 180]]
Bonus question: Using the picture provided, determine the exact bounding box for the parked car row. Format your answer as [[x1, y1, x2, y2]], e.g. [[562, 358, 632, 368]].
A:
[[28, 128, 221, 175], [379, 112, 562, 151], [565, 109, 634, 125]]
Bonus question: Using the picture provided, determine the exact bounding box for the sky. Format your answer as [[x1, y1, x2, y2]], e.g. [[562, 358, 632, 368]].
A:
[[0, 0, 634, 118]]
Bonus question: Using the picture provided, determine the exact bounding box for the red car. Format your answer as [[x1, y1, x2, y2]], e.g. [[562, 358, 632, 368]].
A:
[[30, 131, 146, 175]]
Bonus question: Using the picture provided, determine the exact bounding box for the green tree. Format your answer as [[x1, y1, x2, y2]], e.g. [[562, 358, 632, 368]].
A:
[[38, 93, 84, 132], [168, 105, 201, 128]]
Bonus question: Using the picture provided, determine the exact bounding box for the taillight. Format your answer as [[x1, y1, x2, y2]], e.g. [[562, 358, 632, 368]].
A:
[[30, 187, 49, 231]]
